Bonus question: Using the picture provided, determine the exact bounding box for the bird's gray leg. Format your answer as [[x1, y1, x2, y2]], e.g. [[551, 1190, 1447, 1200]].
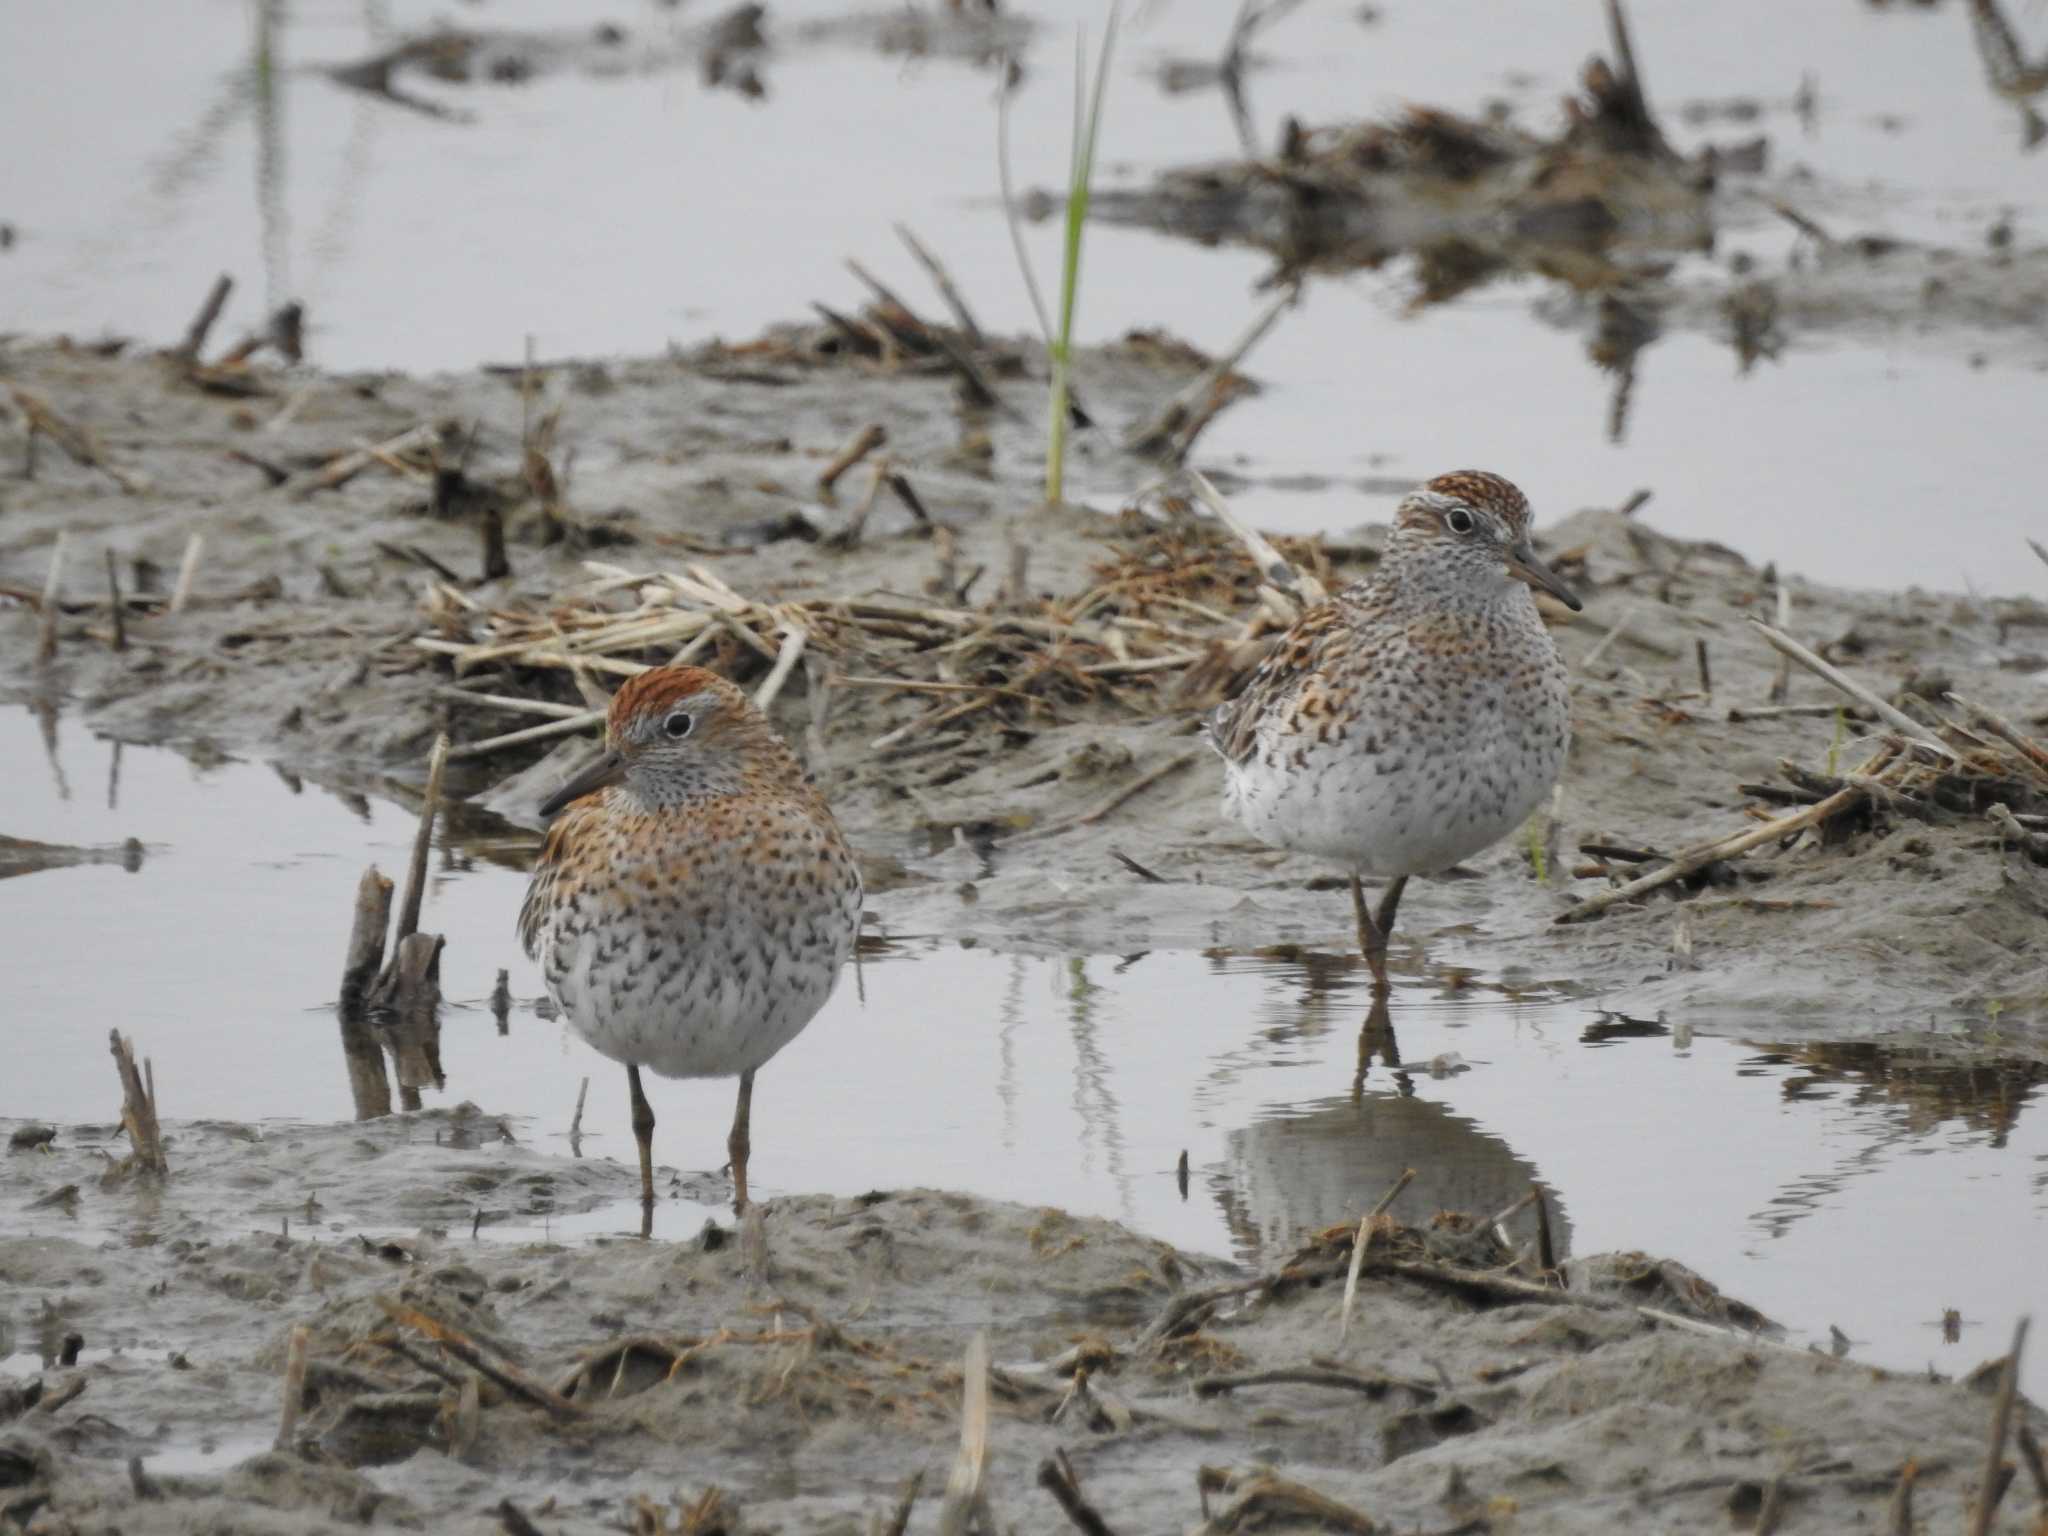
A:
[[728, 1068, 755, 1216], [1350, 876, 1378, 960], [1351, 873, 1402, 987], [1372, 875, 1409, 957], [627, 1064, 656, 1238]]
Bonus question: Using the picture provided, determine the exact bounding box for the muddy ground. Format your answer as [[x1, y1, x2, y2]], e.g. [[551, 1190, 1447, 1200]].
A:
[[4, 1109, 2044, 1535], [3, 316, 2048, 1533], [3, 331, 2046, 1035]]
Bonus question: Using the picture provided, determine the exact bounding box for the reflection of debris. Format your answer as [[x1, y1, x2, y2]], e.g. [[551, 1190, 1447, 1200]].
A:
[[0, 834, 144, 881], [1968, 0, 2048, 150], [1589, 292, 1660, 441], [320, 6, 1028, 116], [1755, 1040, 2048, 1144], [1722, 278, 1783, 372], [1091, 1, 1712, 291]]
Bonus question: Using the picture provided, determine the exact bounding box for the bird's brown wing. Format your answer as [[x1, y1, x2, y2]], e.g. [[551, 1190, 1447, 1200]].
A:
[[516, 810, 580, 961], [1208, 600, 1355, 766]]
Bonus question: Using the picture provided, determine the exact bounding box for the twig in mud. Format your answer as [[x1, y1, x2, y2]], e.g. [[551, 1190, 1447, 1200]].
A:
[[1946, 693, 2048, 781], [36, 1375, 88, 1415], [169, 533, 204, 616], [386, 734, 450, 960], [375, 1296, 585, 1421], [1017, 753, 1198, 842], [174, 273, 233, 365], [1137, 1278, 1267, 1347], [287, 424, 439, 499], [1533, 1184, 1558, 1274], [1341, 1167, 1414, 1344], [1968, 1316, 2029, 1536], [1578, 602, 1640, 676], [1726, 703, 1845, 723], [882, 1471, 924, 1536], [817, 423, 887, 499], [844, 259, 1012, 414], [480, 500, 510, 583], [108, 1029, 167, 1175], [1186, 471, 1329, 608], [128, 1456, 162, 1501], [1886, 1460, 1916, 1535], [6, 385, 145, 493], [276, 1325, 310, 1450], [438, 688, 588, 722], [2030, 537, 2048, 573], [751, 625, 809, 713], [1194, 1365, 1427, 1400], [35, 534, 64, 664], [2016, 1424, 2048, 1509], [896, 224, 987, 347], [449, 708, 606, 763], [1195, 1467, 1377, 1535], [1558, 777, 1876, 924], [935, 1331, 992, 1536], [1770, 198, 1837, 249], [1109, 848, 1167, 883], [1125, 289, 1294, 460], [1694, 637, 1711, 697], [1039, 1448, 1120, 1536], [1748, 619, 1957, 761], [375, 540, 464, 585], [1754, 1466, 1789, 1535], [1768, 582, 1793, 703]]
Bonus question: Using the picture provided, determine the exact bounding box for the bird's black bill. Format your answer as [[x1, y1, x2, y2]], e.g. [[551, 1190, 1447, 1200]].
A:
[[538, 748, 626, 818], [1507, 542, 1583, 612]]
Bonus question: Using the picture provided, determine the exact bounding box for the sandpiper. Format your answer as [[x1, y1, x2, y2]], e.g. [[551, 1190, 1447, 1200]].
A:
[[1208, 470, 1580, 983], [518, 665, 863, 1228]]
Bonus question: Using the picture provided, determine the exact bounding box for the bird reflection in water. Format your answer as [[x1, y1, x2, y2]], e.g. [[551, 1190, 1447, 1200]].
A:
[[1216, 958, 1572, 1268]]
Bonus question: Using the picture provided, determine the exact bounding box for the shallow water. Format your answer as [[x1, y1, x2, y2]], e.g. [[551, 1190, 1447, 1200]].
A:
[[6, 708, 2044, 1395], [6, 1, 2048, 590]]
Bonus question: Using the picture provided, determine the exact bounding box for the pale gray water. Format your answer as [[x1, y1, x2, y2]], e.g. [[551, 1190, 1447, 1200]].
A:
[[3, 0, 2047, 590], [6, 709, 2044, 1393]]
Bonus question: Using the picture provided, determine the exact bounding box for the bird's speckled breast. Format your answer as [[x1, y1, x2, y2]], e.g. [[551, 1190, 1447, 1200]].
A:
[[525, 790, 863, 1079], [1223, 596, 1570, 876]]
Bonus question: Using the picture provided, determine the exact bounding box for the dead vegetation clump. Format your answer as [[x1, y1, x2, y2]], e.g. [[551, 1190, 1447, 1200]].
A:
[[1563, 627, 2048, 924], [412, 484, 1376, 771]]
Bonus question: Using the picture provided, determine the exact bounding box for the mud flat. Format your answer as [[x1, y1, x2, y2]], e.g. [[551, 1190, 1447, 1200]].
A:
[[2, 1109, 2042, 1534], [4, 325, 2046, 1036]]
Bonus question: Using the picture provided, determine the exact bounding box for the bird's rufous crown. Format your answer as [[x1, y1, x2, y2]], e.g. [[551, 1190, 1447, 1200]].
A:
[[606, 666, 743, 732], [1419, 470, 1530, 530]]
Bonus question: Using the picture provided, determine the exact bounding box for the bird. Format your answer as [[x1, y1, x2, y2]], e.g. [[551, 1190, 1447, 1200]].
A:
[[1207, 470, 1581, 985], [518, 664, 863, 1229]]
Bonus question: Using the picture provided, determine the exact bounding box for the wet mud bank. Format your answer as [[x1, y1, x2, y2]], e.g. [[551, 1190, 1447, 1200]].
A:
[[4, 334, 2045, 1038], [4, 1110, 2043, 1535]]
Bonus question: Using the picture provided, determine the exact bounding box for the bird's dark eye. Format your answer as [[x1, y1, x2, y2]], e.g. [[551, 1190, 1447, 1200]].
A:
[[1446, 508, 1476, 535], [663, 711, 694, 740]]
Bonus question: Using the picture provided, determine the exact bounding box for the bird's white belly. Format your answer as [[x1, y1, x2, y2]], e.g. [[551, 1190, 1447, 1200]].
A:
[[1224, 710, 1565, 877], [543, 911, 853, 1080]]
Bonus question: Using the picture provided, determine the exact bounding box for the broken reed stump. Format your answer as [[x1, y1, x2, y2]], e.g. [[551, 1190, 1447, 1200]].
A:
[[337, 866, 396, 1120], [348, 735, 452, 1113], [275, 1325, 310, 1450], [174, 273, 234, 366], [35, 533, 66, 664], [936, 1331, 993, 1536], [108, 1029, 167, 1175]]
